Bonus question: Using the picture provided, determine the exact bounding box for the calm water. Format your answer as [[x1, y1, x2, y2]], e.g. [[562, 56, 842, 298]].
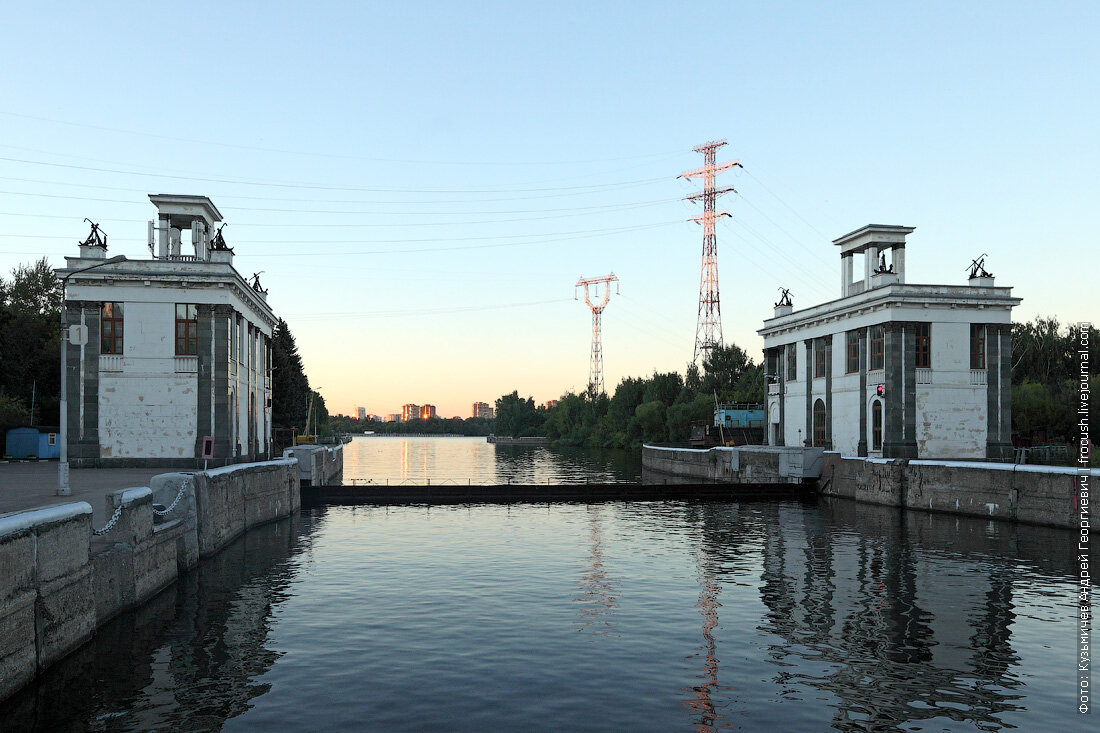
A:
[[2, 441, 1090, 731], [343, 435, 642, 484]]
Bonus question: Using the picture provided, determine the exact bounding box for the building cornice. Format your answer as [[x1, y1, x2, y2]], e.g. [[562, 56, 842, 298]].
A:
[[757, 282, 1021, 340], [58, 257, 277, 328]]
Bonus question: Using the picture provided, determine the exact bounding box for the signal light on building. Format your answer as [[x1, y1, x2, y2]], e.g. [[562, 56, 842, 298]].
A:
[[876, 385, 885, 397]]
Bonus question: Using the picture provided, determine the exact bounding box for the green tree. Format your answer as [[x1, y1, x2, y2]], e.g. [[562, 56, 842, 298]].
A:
[[494, 391, 542, 437], [271, 319, 311, 431], [0, 259, 63, 427]]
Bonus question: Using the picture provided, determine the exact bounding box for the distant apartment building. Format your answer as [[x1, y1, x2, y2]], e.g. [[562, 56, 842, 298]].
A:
[[419, 404, 437, 420], [356, 406, 367, 420], [401, 403, 420, 422], [543, 400, 559, 410], [57, 194, 275, 467], [472, 402, 495, 419]]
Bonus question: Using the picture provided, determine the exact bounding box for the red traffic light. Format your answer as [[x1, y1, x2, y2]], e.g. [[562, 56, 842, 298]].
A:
[[876, 385, 885, 397]]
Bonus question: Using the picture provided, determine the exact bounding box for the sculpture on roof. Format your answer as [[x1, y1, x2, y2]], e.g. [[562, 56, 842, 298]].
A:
[[873, 251, 895, 274], [250, 271, 268, 295], [79, 218, 107, 249], [210, 224, 233, 252], [967, 254, 993, 279], [775, 287, 792, 308]]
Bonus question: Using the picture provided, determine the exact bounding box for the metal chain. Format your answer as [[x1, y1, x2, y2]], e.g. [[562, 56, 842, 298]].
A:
[[152, 483, 188, 517], [92, 505, 124, 536]]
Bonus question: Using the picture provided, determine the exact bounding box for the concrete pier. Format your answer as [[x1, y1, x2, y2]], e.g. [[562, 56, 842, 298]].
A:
[[0, 458, 300, 703], [642, 444, 1097, 529]]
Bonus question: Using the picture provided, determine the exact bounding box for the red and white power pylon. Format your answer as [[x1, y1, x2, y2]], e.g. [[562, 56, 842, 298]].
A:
[[680, 139, 742, 365], [575, 273, 619, 394]]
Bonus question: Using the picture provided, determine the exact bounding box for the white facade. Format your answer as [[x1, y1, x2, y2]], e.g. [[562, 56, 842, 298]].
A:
[[759, 225, 1020, 460], [59, 195, 277, 467]]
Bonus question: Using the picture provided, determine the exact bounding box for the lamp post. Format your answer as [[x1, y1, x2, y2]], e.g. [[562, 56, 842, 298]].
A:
[[57, 255, 127, 496]]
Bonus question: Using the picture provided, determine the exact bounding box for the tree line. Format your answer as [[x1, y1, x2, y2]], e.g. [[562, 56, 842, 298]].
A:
[[494, 342, 766, 449], [1011, 317, 1097, 444]]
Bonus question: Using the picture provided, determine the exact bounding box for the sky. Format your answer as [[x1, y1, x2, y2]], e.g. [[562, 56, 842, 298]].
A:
[[1, 2, 1096, 418]]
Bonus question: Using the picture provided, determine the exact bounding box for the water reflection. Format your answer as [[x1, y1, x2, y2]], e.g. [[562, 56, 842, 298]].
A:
[[2, 493, 1085, 731], [677, 499, 1067, 731], [1, 512, 322, 732], [343, 435, 642, 484], [574, 506, 618, 634]]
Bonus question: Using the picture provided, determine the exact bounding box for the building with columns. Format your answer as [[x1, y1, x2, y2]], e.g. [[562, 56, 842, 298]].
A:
[[759, 225, 1020, 460], [58, 194, 276, 467]]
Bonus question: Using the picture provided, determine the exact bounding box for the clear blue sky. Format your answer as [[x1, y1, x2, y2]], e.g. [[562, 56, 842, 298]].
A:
[[1, 2, 1096, 417]]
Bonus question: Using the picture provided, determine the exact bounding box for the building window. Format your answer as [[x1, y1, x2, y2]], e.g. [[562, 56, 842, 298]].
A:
[[100, 302, 124, 354], [814, 339, 826, 379], [869, 325, 885, 370], [813, 399, 826, 447], [915, 323, 932, 369], [47, 433, 57, 446], [787, 345, 797, 382], [175, 304, 199, 355], [970, 324, 986, 369], [871, 399, 883, 451], [846, 330, 860, 373]]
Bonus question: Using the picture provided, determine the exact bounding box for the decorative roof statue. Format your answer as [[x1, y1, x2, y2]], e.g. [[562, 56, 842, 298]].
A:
[[210, 224, 233, 252], [774, 287, 793, 308], [79, 218, 107, 249], [873, 251, 895, 274], [250, 271, 268, 295], [967, 254, 993, 279]]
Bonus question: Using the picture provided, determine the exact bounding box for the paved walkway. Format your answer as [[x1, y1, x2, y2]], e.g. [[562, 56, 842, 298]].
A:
[[0, 461, 193, 528]]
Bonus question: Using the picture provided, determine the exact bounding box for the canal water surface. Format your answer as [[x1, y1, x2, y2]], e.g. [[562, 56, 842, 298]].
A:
[[1, 438, 1087, 731]]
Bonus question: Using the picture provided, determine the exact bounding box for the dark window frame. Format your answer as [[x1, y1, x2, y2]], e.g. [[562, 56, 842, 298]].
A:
[[869, 325, 885, 371], [871, 399, 883, 451], [970, 324, 986, 370], [813, 399, 826, 447], [100, 302, 124, 355], [175, 304, 199, 356], [915, 323, 932, 369], [787, 345, 797, 382], [846, 330, 860, 373], [813, 338, 826, 379]]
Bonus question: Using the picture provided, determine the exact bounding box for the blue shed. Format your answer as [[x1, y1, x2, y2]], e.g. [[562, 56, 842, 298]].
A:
[[5, 427, 60, 460]]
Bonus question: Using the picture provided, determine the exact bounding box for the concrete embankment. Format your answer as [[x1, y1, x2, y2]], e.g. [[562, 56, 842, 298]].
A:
[[642, 444, 1096, 530], [0, 459, 299, 703], [283, 443, 343, 486], [642, 444, 825, 485], [818, 453, 1096, 528]]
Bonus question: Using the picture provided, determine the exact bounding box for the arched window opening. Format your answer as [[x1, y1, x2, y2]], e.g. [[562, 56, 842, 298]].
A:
[[813, 399, 827, 447], [872, 399, 883, 451]]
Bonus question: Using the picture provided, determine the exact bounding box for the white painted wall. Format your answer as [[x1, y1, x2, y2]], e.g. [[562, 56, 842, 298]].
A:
[[99, 302, 198, 458], [916, 323, 987, 458]]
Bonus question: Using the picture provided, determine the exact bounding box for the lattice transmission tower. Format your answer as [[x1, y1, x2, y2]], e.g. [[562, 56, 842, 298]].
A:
[[680, 139, 742, 365], [575, 273, 619, 394]]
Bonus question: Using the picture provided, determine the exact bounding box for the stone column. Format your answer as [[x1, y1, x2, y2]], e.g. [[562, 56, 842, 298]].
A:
[[805, 339, 814, 446], [883, 322, 918, 459], [194, 304, 214, 461], [211, 305, 234, 462], [777, 345, 786, 447], [823, 335, 834, 450], [986, 324, 1013, 460], [65, 301, 101, 464], [858, 328, 868, 456]]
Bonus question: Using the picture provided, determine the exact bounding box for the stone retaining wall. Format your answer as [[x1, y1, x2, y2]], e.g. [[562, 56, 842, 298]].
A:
[[816, 453, 1096, 528], [0, 458, 300, 703], [642, 445, 824, 484]]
